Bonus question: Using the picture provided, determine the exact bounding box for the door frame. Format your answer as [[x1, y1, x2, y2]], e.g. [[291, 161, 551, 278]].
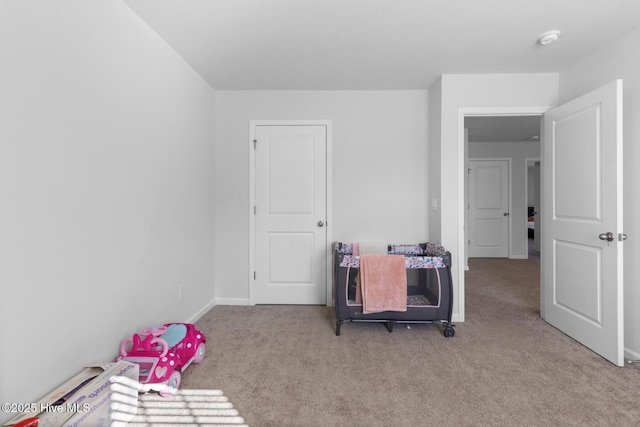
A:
[[525, 157, 541, 257], [249, 120, 333, 306], [459, 107, 549, 321], [467, 158, 512, 258]]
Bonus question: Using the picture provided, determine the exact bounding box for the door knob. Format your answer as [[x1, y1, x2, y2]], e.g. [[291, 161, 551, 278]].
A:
[[317, 221, 325, 227], [503, 212, 509, 216], [598, 232, 614, 242]]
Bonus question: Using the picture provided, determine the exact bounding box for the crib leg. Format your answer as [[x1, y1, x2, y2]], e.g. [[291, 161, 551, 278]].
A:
[[385, 320, 395, 333], [335, 320, 342, 336], [442, 322, 456, 338]]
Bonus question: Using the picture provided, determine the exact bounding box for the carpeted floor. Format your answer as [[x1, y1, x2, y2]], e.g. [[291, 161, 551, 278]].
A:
[[127, 389, 248, 426], [181, 254, 640, 426]]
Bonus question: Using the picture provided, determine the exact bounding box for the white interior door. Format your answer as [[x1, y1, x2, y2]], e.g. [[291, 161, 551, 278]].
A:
[[541, 80, 624, 366], [468, 159, 509, 258], [252, 124, 327, 304]]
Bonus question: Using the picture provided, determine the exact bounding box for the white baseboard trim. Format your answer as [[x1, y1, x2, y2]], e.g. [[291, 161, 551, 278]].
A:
[[509, 255, 528, 259], [625, 347, 640, 363], [186, 299, 217, 324]]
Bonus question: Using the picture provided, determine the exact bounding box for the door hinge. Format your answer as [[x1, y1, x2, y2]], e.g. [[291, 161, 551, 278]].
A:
[[253, 271, 256, 280], [253, 205, 257, 215], [253, 139, 257, 149]]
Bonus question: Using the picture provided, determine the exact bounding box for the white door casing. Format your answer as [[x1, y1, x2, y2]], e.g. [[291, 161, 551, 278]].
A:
[[541, 80, 624, 366], [459, 108, 551, 323], [532, 160, 541, 253], [468, 159, 510, 258], [250, 122, 331, 305]]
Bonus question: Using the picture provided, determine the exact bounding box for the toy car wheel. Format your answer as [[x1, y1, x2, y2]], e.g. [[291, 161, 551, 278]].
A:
[[159, 371, 181, 397], [194, 342, 206, 363]]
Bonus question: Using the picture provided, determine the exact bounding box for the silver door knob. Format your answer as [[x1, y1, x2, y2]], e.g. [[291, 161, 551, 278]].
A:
[[317, 221, 325, 227], [599, 232, 614, 242]]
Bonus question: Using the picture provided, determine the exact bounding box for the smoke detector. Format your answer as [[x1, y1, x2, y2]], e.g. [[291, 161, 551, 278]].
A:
[[537, 30, 561, 46]]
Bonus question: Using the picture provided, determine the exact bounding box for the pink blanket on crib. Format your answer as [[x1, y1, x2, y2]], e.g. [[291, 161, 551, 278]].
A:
[[358, 254, 407, 314]]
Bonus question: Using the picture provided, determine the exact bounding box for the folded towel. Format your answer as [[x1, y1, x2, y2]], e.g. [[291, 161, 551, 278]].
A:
[[354, 242, 393, 305], [354, 242, 394, 305], [359, 254, 407, 314], [357, 241, 388, 255]]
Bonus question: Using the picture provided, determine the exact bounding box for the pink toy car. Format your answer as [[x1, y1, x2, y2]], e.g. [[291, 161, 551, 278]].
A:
[[117, 323, 206, 396]]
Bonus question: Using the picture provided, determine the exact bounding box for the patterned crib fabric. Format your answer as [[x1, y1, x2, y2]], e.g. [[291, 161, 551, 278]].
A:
[[339, 254, 447, 269], [335, 242, 354, 255], [405, 256, 447, 268], [335, 242, 448, 257], [423, 242, 447, 257], [340, 254, 361, 267], [387, 244, 425, 255]]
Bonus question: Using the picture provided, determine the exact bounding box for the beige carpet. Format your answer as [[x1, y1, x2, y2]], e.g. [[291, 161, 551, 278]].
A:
[[181, 255, 640, 426]]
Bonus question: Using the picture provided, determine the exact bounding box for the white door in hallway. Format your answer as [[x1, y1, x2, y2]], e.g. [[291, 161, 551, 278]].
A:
[[542, 80, 624, 366], [468, 159, 510, 258], [252, 124, 327, 304]]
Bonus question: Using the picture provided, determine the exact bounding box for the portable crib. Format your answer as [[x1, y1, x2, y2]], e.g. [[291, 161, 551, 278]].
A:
[[333, 242, 455, 337]]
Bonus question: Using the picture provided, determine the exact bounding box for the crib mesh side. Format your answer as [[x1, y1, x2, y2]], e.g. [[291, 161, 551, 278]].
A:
[[342, 263, 440, 307]]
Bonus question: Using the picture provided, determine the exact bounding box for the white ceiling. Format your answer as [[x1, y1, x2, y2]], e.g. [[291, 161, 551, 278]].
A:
[[122, 0, 639, 141], [124, 0, 640, 90]]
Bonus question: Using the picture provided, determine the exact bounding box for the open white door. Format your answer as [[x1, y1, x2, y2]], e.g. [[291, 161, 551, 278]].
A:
[[541, 80, 624, 366]]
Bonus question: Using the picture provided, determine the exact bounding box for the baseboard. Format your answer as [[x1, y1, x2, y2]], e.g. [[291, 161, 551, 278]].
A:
[[509, 255, 528, 259], [214, 297, 251, 306], [624, 347, 640, 363], [186, 298, 217, 324], [186, 298, 256, 324]]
